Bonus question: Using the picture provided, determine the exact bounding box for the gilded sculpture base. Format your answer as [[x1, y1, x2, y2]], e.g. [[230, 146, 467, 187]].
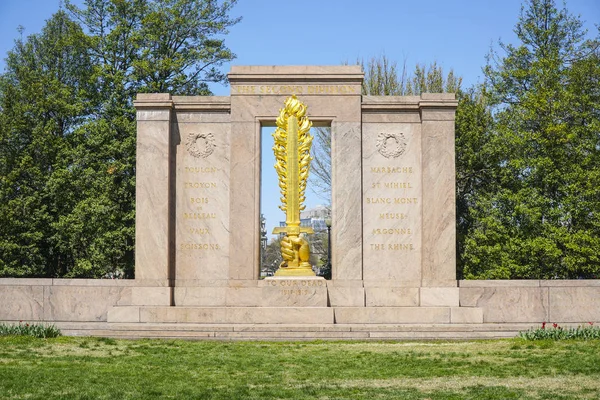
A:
[[274, 265, 316, 277]]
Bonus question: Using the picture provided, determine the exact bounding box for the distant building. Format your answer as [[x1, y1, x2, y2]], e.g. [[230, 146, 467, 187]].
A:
[[278, 205, 330, 234]]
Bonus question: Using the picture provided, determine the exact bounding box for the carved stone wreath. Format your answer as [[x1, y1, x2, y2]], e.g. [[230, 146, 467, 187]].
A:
[[185, 132, 215, 158], [376, 132, 406, 158]]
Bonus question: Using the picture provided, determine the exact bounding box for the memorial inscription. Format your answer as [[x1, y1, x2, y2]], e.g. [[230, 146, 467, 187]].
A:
[[231, 85, 358, 95], [175, 122, 230, 281], [363, 124, 422, 281]]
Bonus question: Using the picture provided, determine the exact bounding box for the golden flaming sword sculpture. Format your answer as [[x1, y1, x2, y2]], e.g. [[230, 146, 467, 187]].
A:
[[272, 95, 315, 276]]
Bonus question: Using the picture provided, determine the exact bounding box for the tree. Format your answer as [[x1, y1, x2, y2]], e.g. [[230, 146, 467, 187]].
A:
[[308, 127, 331, 202], [0, 1, 240, 278], [261, 238, 283, 275], [462, 0, 600, 279], [309, 56, 462, 204], [360, 54, 408, 96], [454, 86, 495, 278], [0, 11, 95, 277]]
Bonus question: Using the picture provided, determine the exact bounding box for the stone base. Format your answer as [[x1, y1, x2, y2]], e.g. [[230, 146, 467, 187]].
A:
[[175, 278, 328, 307], [108, 305, 483, 325], [108, 306, 334, 324], [334, 307, 483, 324]]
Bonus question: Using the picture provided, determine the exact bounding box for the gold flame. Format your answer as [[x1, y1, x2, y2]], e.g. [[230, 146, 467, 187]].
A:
[[272, 95, 313, 212]]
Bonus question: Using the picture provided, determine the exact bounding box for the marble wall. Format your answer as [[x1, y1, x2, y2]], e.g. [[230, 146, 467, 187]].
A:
[[2, 279, 599, 324]]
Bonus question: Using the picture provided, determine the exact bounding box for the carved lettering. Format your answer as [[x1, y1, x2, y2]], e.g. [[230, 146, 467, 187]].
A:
[[370, 167, 413, 174], [394, 197, 418, 204], [180, 243, 220, 250], [232, 85, 357, 96], [378, 213, 406, 219], [183, 213, 216, 219], [370, 243, 414, 251], [188, 228, 209, 235], [385, 182, 412, 189], [268, 280, 324, 287], [185, 167, 217, 173], [233, 85, 255, 94], [184, 182, 217, 189], [372, 228, 412, 235], [388, 243, 414, 251], [281, 289, 309, 295], [367, 197, 418, 205], [366, 197, 391, 204]]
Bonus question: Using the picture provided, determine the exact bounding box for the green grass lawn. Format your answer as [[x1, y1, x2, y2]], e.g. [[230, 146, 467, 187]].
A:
[[1, 336, 600, 399]]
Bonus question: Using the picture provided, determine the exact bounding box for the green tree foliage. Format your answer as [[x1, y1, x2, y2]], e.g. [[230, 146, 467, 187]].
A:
[[0, 1, 240, 278], [310, 56, 462, 203], [0, 11, 95, 277], [455, 87, 495, 278], [462, 0, 600, 279], [358, 55, 462, 96]]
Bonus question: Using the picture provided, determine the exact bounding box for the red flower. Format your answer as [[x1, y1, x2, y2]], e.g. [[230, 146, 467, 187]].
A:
[[26, 323, 29, 327], [589, 322, 594, 326], [553, 323, 558, 328], [542, 322, 546, 329]]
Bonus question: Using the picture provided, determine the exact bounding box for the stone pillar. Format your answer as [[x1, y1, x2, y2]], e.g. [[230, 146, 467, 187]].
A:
[[331, 118, 363, 281], [361, 96, 423, 286], [228, 100, 261, 280], [420, 93, 458, 287], [133, 94, 174, 285]]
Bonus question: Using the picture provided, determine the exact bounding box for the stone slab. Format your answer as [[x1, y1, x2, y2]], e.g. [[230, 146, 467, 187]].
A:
[[130, 287, 171, 306], [51, 279, 141, 287], [334, 307, 451, 324], [139, 307, 334, 324], [43, 286, 130, 322], [174, 287, 227, 306], [226, 286, 327, 307], [365, 288, 419, 307], [549, 287, 600, 322], [420, 287, 459, 307], [0, 278, 52, 286], [328, 287, 365, 307], [0, 286, 44, 321], [107, 306, 141, 323], [135, 111, 172, 281], [541, 280, 600, 287], [331, 120, 363, 280], [450, 307, 484, 324], [362, 280, 422, 287], [174, 120, 230, 281], [459, 280, 541, 287], [326, 280, 364, 288], [460, 287, 549, 323], [421, 114, 457, 286], [362, 121, 422, 282]]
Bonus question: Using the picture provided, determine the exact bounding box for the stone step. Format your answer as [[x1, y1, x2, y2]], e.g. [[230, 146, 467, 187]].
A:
[[333, 307, 483, 324], [52, 321, 539, 332], [108, 306, 335, 324], [44, 320, 542, 340], [60, 327, 521, 340], [108, 306, 484, 324]]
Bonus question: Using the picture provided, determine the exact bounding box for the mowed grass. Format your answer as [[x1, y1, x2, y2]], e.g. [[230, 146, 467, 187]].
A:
[[1, 337, 600, 399]]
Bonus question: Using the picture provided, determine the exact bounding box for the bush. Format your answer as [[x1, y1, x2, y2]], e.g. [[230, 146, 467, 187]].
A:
[[0, 322, 61, 338], [519, 322, 600, 340]]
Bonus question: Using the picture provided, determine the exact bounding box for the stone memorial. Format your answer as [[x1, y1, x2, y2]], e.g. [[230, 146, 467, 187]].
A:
[[2, 65, 599, 339], [114, 65, 474, 325]]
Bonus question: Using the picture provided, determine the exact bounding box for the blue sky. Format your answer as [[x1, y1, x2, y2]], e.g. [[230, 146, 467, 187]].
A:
[[1, 0, 598, 238]]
